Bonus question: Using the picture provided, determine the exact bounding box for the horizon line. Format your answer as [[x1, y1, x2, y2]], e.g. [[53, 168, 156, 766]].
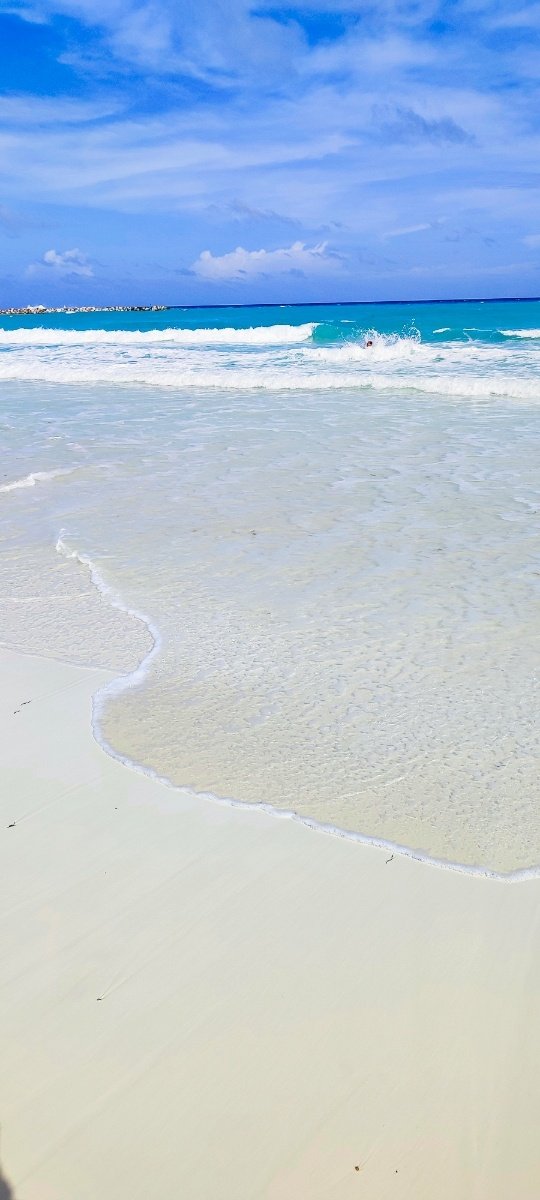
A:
[[166, 294, 540, 310], [3, 294, 540, 316]]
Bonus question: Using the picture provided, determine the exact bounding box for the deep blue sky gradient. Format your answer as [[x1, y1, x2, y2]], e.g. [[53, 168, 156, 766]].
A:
[[1, 0, 540, 305]]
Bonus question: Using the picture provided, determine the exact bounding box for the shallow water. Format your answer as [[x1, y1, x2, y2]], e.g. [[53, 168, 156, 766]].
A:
[[1, 299, 539, 873]]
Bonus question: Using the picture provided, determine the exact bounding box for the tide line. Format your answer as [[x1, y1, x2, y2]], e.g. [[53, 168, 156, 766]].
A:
[[55, 531, 540, 885]]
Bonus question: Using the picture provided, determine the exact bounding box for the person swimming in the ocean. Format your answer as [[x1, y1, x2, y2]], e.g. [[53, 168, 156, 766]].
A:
[[365, 339, 373, 347]]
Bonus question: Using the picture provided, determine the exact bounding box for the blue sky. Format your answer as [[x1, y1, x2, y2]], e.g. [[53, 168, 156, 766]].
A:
[[1, 0, 540, 305]]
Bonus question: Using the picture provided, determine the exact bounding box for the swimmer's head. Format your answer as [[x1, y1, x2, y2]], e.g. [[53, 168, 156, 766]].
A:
[[365, 339, 373, 347]]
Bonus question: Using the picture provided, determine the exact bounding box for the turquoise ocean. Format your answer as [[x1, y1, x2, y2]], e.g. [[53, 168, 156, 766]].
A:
[[1, 298, 540, 875]]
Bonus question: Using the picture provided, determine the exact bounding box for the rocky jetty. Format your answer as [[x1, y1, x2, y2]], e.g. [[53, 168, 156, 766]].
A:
[[0, 304, 169, 315]]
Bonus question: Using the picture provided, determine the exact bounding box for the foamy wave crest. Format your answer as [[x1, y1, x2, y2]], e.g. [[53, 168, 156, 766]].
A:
[[1, 359, 538, 400], [0, 322, 316, 347], [500, 328, 540, 338], [0, 467, 75, 493]]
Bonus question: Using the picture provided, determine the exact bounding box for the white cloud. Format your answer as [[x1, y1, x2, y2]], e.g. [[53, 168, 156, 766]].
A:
[[523, 232, 540, 247], [191, 241, 342, 281], [26, 247, 94, 276]]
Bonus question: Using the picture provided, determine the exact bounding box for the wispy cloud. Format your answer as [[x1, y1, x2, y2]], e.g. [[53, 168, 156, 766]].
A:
[[383, 222, 438, 239], [8, 0, 309, 86], [0, 204, 23, 235], [373, 104, 474, 145], [0, 94, 120, 124], [486, 3, 540, 28], [205, 200, 303, 228]]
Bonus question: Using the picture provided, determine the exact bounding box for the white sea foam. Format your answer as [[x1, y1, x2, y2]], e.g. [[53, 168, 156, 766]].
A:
[[0, 323, 536, 404], [0, 322, 316, 346], [0, 356, 538, 400], [500, 328, 540, 338], [55, 533, 162, 706], [0, 467, 75, 493]]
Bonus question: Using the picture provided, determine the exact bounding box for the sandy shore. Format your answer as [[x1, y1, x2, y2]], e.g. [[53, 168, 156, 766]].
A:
[[1, 645, 540, 1199]]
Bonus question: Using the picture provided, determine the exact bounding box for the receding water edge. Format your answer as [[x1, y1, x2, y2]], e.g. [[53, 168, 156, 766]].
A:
[[53, 531, 540, 885]]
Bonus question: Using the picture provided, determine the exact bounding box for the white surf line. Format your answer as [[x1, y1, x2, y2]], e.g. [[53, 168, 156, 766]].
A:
[[0, 322, 317, 346], [55, 531, 540, 885]]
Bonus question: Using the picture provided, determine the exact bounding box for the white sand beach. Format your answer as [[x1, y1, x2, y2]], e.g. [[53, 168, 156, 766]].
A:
[[2, 644, 540, 1199]]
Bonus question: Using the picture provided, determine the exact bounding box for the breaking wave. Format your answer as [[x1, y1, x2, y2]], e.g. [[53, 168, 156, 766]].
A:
[[0, 321, 538, 401], [1, 365, 538, 399], [0, 322, 317, 347]]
